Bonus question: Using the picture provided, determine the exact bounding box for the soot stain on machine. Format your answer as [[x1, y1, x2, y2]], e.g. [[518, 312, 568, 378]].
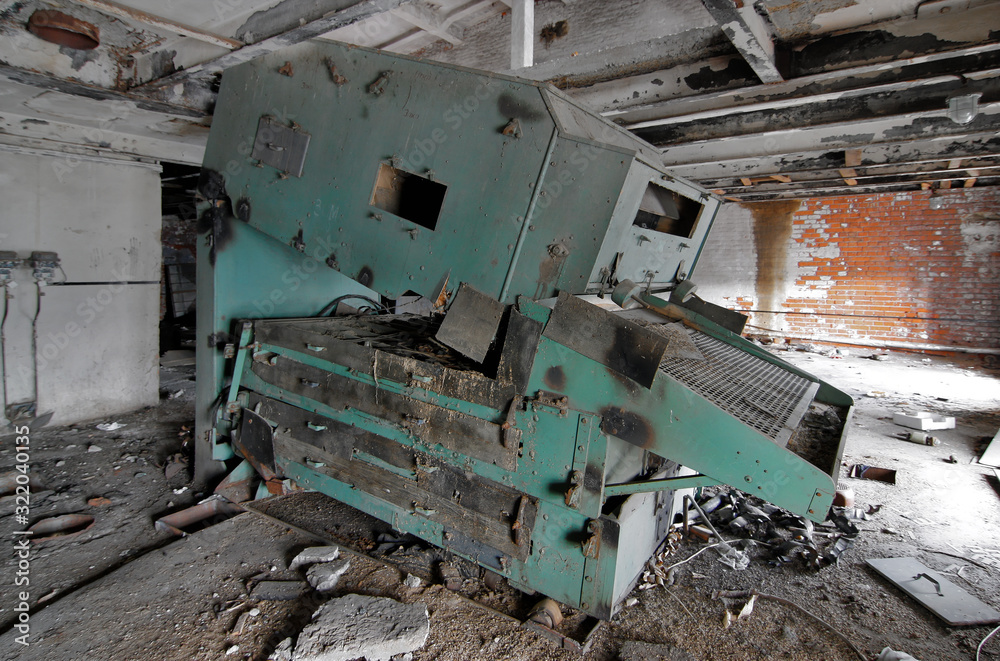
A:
[[599, 406, 656, 449], [543, 365, 566, 391]]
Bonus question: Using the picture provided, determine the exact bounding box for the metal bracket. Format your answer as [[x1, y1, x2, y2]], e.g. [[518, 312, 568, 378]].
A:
[[224, 321, 254, 418], [251, 116, 311, 177], [603, 474, 722, 498], [581, 519, 601, 559]]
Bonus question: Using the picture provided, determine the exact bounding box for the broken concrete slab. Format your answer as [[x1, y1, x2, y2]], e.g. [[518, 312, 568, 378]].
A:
[[290, 545, 341, 571], [306, 559, 351, 592], [293, 594, 429, 661]]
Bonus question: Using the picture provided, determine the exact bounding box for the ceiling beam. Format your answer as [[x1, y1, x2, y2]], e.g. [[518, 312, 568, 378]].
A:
[[0, 64, 206, 118], [131, 0, 408, 112], [716, 176, 1000, 202], [711, 164, 1000, 192], [632, 68, 1000, 145], [670, 137, 1000, 181], [510, 0, 533, 70], [700, 0, 782, 83], [391, 2, 464, 45], [69, 0, 242, 50], [659, 102, 1000, 169], [600, 43, 1000, 123]]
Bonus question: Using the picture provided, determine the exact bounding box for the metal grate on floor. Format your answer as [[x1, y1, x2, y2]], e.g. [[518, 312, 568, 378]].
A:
[[659, 329, 817, 444]]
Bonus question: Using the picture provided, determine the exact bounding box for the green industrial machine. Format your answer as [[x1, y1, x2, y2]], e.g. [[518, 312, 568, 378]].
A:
[[196, 41, 852, 620]]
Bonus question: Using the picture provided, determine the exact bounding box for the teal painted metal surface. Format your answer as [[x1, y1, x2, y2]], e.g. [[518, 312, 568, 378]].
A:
[[604, 475, 723, 498], [196, 40, 853, 621]]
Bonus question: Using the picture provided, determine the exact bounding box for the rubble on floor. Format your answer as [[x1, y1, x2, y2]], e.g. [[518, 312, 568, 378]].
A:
[[688, 488, 862, 570]]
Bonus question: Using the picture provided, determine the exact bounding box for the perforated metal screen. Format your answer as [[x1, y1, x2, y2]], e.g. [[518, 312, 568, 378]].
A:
[[659, 330, 816, 443]]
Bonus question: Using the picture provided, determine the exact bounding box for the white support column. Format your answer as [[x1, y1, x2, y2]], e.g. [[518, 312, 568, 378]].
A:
[[511, 0, 533, 70]]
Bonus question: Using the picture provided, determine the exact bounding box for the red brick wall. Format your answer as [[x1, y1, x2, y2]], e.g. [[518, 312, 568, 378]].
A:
[[696, 188, 1000, 350]]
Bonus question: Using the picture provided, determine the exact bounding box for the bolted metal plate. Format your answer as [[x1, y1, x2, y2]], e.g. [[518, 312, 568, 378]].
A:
[[251, 116, 311, 177]]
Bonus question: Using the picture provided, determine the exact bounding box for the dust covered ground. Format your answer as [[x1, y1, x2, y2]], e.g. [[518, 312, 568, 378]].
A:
[[1, 350, 999, 661]]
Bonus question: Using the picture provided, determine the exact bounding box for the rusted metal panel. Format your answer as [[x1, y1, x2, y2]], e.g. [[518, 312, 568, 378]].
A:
[[273, 433, 535, 561], [435, 283, 506, 363], [251, 356, 518, 470], [235, 409, 278, 479]]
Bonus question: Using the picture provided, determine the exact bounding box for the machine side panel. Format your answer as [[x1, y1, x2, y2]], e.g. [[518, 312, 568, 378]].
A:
[[194, 220, 376, 480], [501, 137, 631, 300], [203, 41, 557, 302]]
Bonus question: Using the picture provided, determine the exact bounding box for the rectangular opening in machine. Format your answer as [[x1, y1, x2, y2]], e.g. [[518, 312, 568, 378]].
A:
[[370, 163, 447, 230], [632, 182, 703, 238]]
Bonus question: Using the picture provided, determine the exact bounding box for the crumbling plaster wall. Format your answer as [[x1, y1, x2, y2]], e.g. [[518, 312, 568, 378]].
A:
[[695, 189, 1000, 350], [0, 147, 161, 425]]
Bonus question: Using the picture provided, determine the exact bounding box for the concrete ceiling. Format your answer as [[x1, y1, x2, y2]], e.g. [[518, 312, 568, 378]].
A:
[[1, 0, 999, 200]]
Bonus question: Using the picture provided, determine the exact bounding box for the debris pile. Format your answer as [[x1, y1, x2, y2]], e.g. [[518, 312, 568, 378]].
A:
[[692, 489, 863, 570], [638, 530, 684, 590]]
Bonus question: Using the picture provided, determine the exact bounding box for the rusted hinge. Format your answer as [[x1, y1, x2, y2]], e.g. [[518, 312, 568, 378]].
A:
[[581, 519, 602, 559]]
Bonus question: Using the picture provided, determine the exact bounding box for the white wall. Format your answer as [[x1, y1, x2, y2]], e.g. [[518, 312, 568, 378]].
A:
[[0, 146, 161, 426]]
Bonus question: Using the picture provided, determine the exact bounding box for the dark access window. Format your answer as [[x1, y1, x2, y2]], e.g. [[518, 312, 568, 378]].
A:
[[370, 164, 447, 230], [632, 182, 702, 238]]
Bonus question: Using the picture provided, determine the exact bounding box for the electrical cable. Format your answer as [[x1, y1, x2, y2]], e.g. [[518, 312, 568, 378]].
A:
[[318, 294, 389, 317], [30, 280, 42, 412], [978, 623, 1000, 661]]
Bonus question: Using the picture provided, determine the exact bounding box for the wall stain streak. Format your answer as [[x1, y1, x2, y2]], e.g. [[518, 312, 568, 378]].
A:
[[749, 200, 801, 330]]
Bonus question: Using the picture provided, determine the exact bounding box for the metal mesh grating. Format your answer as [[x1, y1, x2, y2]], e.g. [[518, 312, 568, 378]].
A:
[[659, 330, 815, 442]]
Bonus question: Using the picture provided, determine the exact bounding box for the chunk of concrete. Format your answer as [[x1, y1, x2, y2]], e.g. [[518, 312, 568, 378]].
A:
[[893, 411, 955, 431], [268, 637, 294, 661], [293, 594, 429, 661], [306, 559, 351, 592], [290, 546, 341, 571]]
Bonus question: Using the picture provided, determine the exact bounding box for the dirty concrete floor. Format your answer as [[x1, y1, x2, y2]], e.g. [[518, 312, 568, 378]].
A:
[[1, 350, 999, 661]]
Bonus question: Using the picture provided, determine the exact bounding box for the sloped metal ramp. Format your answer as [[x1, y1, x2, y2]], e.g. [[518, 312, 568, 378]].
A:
[[659, 329, 819, 447]]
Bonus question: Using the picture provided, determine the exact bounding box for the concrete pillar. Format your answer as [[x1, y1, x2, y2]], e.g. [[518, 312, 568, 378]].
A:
[[0, 146, 161, 426]]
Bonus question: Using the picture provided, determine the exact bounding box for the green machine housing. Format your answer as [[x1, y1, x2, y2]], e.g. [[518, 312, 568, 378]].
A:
[[196, 41, 853, 620]]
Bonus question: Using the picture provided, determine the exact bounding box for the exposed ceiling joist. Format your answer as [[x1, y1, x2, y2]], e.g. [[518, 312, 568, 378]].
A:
[[509, 0, 533, 70], [661, 103, 1000, 168], [132, 0, 408, 112], [391, 2, 464, 45], [69, 0, 242, 49], [700, 0, 782, 83], [671, 140, 1000, 181]]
